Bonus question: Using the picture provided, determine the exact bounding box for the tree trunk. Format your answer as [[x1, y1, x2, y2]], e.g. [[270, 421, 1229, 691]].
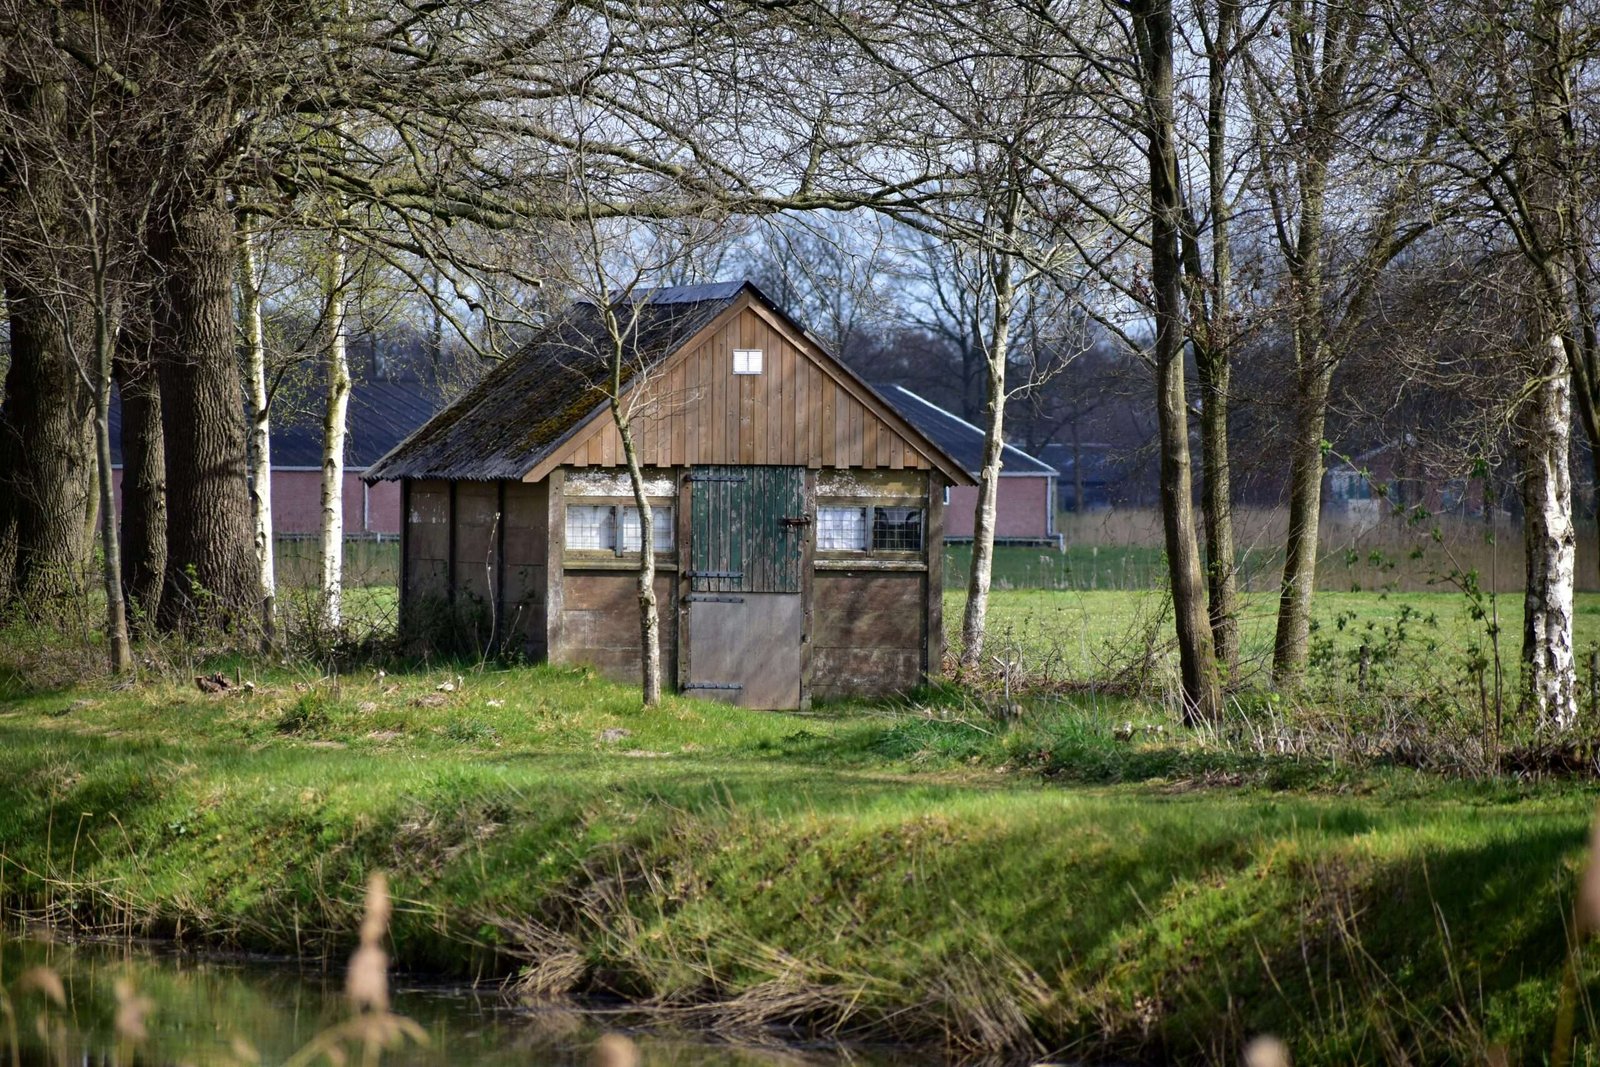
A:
[[1518, 332, 1578, 729], [319, 232, 351, 629], [1137, 0, 1222, 722], [617, 409, 661, 707], [239, 226, 276, 644], [0, 280, 95, 616], [1272, 355, 1335, 683], [89, 260, 133, 674], [0, 355, 18, 608], [151, 185, 257, 632], [115, 298, 166, 627], [1197, 350, 1238, 675], [960, 235, 1018, 670], [1190, 0, 1242, 677], [1071, 419, 1084, 512], [0, 62, 94, 617]]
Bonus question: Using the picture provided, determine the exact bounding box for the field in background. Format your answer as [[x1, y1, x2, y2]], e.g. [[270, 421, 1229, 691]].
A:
[[275, 536, 400, 589], [950, 587, 1600, 696], [949, 506, 1600, 593], [297, 503, 1589, 602]]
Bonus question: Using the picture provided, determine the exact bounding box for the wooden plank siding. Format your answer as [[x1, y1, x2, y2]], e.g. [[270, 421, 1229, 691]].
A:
[[501, 480, 549, 658], [542, 306, 931, 475], [811, 571, 926, 699], [404, 479, 451, 601], [554, 571, 677, 683]]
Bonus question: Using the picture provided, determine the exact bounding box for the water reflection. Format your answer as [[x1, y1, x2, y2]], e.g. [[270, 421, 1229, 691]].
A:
[[1, 936, 909, 1066]]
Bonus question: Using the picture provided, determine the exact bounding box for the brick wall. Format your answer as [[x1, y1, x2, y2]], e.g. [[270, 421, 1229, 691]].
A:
[[944, 474, 1054, 540], [111, 468, 401, 537]]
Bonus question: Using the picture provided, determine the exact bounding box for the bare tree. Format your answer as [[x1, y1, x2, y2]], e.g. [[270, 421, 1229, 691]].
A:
[[1133, 0, 1224, 720], [1385, 0, 1594, 726], [1239, 0, 1437, 684], [0, 22, 95, 617], [1177, 0, 1275, 676], [0, 8, 159, 669]]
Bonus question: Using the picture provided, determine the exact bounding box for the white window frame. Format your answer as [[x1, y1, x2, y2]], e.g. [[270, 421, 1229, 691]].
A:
[[816, 505, 868, 551], [566, 502, 675, 555], [732, 348, 764, 375], [620, 505, 675, 552], [565, 504, 617, 551]]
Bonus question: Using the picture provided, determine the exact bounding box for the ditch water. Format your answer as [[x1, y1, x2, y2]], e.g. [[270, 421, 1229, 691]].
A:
[[1, 935, 920, 1066]]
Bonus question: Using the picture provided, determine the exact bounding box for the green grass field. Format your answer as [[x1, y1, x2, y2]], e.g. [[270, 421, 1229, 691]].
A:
[[3, 598, 1600, 1063], [954, 587, 1598, 693]]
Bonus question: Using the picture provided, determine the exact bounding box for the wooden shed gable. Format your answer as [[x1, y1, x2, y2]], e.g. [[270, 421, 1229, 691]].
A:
[[528, 296, 960, 480]]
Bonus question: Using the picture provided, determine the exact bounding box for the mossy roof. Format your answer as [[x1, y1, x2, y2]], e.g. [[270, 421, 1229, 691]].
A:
[[365, 283, 744, 482]]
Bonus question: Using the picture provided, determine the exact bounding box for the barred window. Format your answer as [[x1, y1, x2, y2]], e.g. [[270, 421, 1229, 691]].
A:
[[871, 506, 924, 551], [620, 506, 675, 551], [565, 505, 617, 550], [817, 506, 867, 551]]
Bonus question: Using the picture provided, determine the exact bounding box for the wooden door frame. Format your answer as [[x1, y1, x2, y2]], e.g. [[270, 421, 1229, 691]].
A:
[[678, 463, 812, 707]]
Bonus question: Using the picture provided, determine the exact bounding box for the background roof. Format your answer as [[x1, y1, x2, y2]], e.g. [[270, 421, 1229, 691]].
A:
[[110, 374, 446, 470], [878, 385, 1058, 477]]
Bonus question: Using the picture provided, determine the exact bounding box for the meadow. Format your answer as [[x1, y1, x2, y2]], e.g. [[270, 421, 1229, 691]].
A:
[[5, 518, 1600, 1064]]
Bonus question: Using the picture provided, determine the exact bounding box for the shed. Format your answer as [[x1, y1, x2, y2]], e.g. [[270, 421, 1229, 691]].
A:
[[365, 280, 974, 708], [879, 386, 1063, 549]]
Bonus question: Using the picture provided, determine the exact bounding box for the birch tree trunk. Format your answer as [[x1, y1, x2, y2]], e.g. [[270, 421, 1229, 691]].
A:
[[959, 259, 1014, 670], [1519, 332, 1578, 729], [239, 227, 276, 643], [1136, 0, 1222, 722], [319, 231, 351, 629], [617, 409, 661, 706]]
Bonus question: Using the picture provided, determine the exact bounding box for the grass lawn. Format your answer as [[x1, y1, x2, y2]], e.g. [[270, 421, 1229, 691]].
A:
[[955, 587, 1600, 696], [3, 612, 1600, 1063]]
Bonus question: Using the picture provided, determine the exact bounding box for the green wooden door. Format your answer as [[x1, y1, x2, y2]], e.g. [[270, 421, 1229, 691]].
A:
[[685, 466, 807, 708], [687, 466, 804, 594]]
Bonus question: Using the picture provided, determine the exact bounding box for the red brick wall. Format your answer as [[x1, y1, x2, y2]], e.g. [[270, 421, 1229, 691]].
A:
[[944, 474, 1054, 540], [111, 468, 401, 536]]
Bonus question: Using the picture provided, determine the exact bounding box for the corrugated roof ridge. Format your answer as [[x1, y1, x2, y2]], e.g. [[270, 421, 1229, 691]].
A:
[[886, 385, 1057, 476]]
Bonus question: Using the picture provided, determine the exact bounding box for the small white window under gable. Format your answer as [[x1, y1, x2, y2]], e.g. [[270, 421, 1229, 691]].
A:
[[733, 348, 764, 375]]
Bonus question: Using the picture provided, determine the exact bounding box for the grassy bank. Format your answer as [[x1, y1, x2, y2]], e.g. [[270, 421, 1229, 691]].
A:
[[3, 645, 1600, 1064]]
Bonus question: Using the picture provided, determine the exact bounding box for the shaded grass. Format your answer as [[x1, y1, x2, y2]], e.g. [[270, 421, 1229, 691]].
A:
[[3, 655, 1600, 1063]]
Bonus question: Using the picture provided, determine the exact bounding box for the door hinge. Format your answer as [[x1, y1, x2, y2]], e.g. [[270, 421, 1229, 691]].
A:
[[683, 682, 744, 691], [686, 594, 745, 603], [780, 515, 813, 527], [686, 472, 748, 483], [686, 569, 743, 579]]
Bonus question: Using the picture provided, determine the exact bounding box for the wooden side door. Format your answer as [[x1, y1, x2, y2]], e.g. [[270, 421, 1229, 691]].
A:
[[684, 466, 806, 708]]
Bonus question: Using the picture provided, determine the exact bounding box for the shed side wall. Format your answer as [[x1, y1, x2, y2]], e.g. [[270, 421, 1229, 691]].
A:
[[404, 479, 450, 601], [812, 571, 926, 699]]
